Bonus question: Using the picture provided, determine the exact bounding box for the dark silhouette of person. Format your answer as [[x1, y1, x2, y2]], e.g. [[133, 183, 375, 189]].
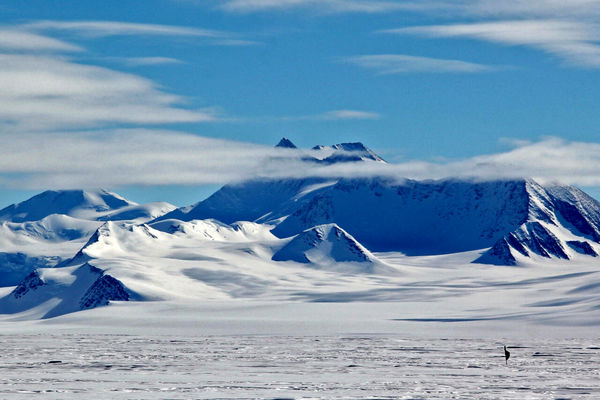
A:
[[504, 345, 510, 365]]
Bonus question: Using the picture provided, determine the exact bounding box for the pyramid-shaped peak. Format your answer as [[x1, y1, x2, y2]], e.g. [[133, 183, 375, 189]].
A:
[[275, 137, 297, 149], [272, 223, 377, 264]]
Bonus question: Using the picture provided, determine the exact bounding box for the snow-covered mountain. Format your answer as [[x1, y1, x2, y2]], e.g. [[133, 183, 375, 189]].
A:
[[475, 182, 600, 265], [155, 178, 335, 225], [97, 202, 176, 223], [272, 223, 381, 269], [276, 178, 600, 263], [311, 142, 386, 163], [10, 219, 285, 314], [155, 139, 384, 224], [156, 162, 600, 264], [0, 262, 129, 319], [0, 189, 134, 222], [0, 190, 175, 285], [4, 139, 600, 320]]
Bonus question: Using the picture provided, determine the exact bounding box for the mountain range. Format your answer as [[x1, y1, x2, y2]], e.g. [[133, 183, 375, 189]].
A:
[[1, 138, 600, 318]]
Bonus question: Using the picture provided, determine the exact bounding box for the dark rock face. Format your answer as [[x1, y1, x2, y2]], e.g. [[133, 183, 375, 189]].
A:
[[275, 138, 297, 149], [477, 183, 600, 265], [474, 239, 517, 266], [79, 274, 130, 310], [11, 271, 45, 299], [567, 241, 598, 256]]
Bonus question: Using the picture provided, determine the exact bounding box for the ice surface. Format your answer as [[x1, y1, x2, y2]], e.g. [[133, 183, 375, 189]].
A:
[[0, 332, 599, 399]]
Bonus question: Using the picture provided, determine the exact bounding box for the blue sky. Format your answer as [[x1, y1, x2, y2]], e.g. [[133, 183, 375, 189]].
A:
[[1, 0, 600, 206]]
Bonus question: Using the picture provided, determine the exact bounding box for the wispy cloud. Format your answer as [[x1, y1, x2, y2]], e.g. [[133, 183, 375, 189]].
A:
[[0, 53, 215, 130], [390, 20, 600, 68], [22, 20, 258, 46], [318, 109, 380, 120], [0, 132, 598, 189], [0, 26, 218, 130], [213, 0, 600, 18], [218, 0, 443, 14], [344, 54, 493, 74], [24, 20, 224, 38], [455, 0, 600, 19], [0, 29, 82, 52], [116, 57, 184, 66], [233, 109, 381, 123]]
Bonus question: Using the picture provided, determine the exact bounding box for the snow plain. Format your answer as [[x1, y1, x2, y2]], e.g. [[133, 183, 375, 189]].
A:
[[1, 330, 600, 399], [1, 248, 600, 398]]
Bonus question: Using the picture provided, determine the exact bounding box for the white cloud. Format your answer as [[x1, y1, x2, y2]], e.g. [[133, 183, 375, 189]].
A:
[[0, 53, 215, 130], [22, 20, 258, 46], [218, 0, 442, 14], [456, 0, 600, 19], [235, 109, 382, 123], [23, 20, 224, 38], [213, 0, 600, 18], [0, 130, 288, 188], [0, 131, 599, 190], [319, 109, 380, 120], [0, 29, 82, 52], [390, 20, 600, 68], [344, 54, 493, 73], [117, 57, 184, 66]]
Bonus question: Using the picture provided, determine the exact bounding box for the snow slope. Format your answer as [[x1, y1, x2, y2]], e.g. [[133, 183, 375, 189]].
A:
[[311, 142, 386, 163], [0, 189, 134, 222], [0, 190, 174, 285], [154, 178, 336, 225], [272, 223, 382, 271], [98, 202, 176, 223], [3, 217, 403, 316], [0, 262, 129, 319]]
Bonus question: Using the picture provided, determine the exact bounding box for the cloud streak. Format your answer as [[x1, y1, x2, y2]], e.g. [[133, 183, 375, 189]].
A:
[[216, 0, 600, 17], [0, 131, 598, 190], [22, 20, 258, 46], [0, 29, 82, 52], [0, 23, 222, 130], [217, 0, 442, 14], [24, 20, 225, 38], [116, 57, 184, 66], [0, 53, 215, 130], [344, 54, 493, 74], [318, 109, 381, 120], [454, 0, 600, 19], [390, 20, 600, 68]]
